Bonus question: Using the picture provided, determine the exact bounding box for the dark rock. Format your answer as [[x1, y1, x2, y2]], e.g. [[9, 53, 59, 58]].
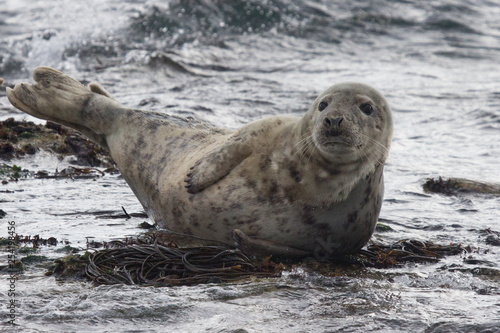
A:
[[0, 142, 14, 158]]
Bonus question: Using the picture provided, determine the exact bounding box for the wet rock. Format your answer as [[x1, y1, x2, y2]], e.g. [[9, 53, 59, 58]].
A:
[[0, 164, 28, 181], [0, 118, 115, 168], [55, 245, 81, 253], [0, 142, 14, 159], [22, 143, 37, 155], [139, 97, 160, 106], [20, 255, 50, 264], [45, 121, 71, 135], [485, 234, 500, 246], [51, 253, 89, 280], [0, 260, 23, 274], [138, 221, 156, 229], [34, 166, 104, 180], [375, 223, 393, 232], [424, 177, 500, 196], [64, 135, 105, 167]]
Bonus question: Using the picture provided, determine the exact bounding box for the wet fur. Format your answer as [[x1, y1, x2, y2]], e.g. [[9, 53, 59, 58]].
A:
[[7, 67, 392, 258]]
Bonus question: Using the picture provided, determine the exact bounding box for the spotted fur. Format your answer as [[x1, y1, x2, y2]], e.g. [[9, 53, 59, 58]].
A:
[[7, 67, 392, 258]]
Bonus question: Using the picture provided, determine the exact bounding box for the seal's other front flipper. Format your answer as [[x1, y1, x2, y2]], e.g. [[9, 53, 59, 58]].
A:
[[89, 82, 115, 100], [233, 229, 310, 260]]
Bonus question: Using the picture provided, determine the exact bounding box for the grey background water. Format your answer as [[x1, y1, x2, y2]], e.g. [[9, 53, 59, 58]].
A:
[[0, 0, 499, 332]]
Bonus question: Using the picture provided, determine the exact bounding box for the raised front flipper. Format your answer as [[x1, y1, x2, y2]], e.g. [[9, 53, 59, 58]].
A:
[[184, 136, 252, 194]]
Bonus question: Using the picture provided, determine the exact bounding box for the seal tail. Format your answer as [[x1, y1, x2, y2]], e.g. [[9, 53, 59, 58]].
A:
[[6, 67, 122, 148]]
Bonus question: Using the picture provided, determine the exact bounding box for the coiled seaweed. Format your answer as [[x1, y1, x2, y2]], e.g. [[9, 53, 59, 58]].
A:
[[85, 233, 280, 286]]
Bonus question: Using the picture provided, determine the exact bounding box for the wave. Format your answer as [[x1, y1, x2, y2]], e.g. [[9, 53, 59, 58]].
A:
[[0, 0, 495, 77], [122, 0, 485, 45]]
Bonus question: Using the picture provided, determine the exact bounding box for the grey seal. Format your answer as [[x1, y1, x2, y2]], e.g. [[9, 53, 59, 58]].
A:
[[6, 67, 392, 259]]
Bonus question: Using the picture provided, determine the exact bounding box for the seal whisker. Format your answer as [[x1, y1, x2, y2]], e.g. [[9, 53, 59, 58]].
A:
[[352, 130, 389, 166], [305, 139, 317, 164], [291, 135, 309, 152], [298, 137, 315, 164], [355, 130, 389, 154], [361, 143, 387, 166], [291, 135, 313, 161]]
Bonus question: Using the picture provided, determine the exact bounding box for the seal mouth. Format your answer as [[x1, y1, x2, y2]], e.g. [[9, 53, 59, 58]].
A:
[[311, 129, 363, 162], [314, 137, 356, 157], [319, 138, 355, 150], [322, 139, 349, 146]]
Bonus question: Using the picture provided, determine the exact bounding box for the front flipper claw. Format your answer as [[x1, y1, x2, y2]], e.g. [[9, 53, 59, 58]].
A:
[[184, 177, 196, 193], [184, 158, 215, 194]]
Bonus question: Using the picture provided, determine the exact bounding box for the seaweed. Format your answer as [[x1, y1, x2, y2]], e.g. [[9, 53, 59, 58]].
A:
[[48, 231, 282, 285], [357, 239, 468, 268], [7, 234, 58, 247], [85, 244, 278, 286], [7, 231, 484, 286]]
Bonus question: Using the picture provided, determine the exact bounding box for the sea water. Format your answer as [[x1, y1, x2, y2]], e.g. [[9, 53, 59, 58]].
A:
[[0, 1, 499, 332]]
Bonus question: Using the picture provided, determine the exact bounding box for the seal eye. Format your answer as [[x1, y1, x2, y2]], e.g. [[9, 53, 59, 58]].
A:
[[318, 101, 328, 112], [360, 103, 374, 115]]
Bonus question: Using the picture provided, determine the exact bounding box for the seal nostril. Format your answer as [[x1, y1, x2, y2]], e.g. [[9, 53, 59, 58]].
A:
[[324, 117, 343, 128], [324, 117, 344, 136]]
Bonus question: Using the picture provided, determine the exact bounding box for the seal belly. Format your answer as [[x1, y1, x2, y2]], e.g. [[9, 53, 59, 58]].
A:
[[153, 152, 384, 255]]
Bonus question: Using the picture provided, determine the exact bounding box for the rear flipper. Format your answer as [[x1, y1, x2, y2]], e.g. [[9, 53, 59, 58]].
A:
[[6, 67, 122, 148], [233, 229, 310, 260]]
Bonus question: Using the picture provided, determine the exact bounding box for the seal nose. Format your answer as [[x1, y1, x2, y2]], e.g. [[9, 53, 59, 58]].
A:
[[323, 116, 343, 136]]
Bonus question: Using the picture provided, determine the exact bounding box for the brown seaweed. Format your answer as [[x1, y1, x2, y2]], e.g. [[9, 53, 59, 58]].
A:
[[357, 239, 469, 268], [424, 177, 500, 196]]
